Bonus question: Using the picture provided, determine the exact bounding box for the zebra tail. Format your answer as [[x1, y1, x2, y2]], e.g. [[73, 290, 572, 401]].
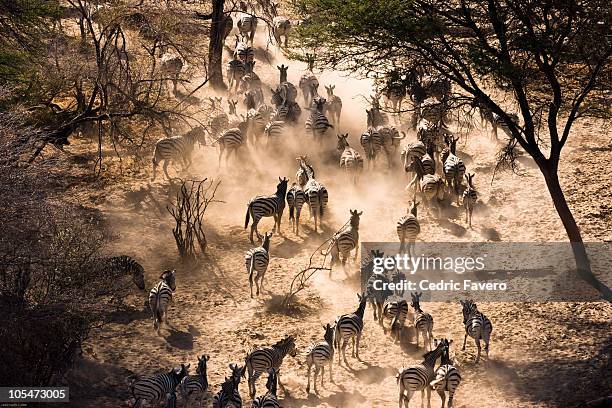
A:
[[244, 203, 251, 229], [333, 323, 340, 350], [289, 204, 294, 221]]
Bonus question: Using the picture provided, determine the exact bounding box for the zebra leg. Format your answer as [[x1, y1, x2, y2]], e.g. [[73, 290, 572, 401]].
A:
[[306, 362, 312, 393], [484, 335, 490, 360], [329, 359, 334, 383], [248, 264, 255, 298], [404, 389, 414, 408], [163, 160, 171, 180], [256, 271, 261, 296], [415, 329, 420, 348], [445, 389, 452, 408], [313, 366, 319, 393], [320, 365, 325, 388], [426, 386, 432, 408], [355, 332, 362, 360], [296, 208, 301, 235], [462, 333, 468, 351], [475, 338, 481, 363], [341, 338, 349, 365]]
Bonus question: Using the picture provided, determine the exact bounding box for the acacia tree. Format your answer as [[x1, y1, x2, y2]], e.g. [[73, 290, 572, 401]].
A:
[[294, 0, 611, 300]]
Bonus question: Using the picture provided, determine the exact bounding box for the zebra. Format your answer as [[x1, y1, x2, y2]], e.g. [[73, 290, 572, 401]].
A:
[[298, 53, 318, 105], [180, 355, 209, 408], [462, 173, 477, 228], [323, 209, 361, 276], [366, 94, 390, 127], [271, 101, 301, 124], [442, 135, 466, 203], [215, 124, 247, 168], [472, 100, 519, 140], [212, 375, 242, 408], [264, 120, 286, 149], [377, 125, 406, 168], [305, 98, 333, 144], [364, 249, 393, 324], [337, 133, 364, 184], [128, 364, 189, 408], [234, 36, 255, 63], [245, 335, 297, 398], [397, 200, 420, 257], [246, 108, 266, 146], [228, 99, 241, 127], [401, 141, 427, 173], [237, 12, 257, 44], [295, 155, 315, 189], [417, 118, 446, 165], [411, 292, 434, 351], [324, 85, 342, 126], [245, 177, 288, 244], [149, 270, 176, 333], [334, 293, 367, 366], [302, 174, 328, 234], [227, 57, 246, 93], [396, 338, 447, 408], [411, 157, 444, 218], [360, 127, 383, 168], [270, 2, 291, 47], [383, 297, 410, 344], [103, 255, 145, 291], [460, 299, 493, 363], [160, 53, 184, 95], [251, 368, 280, 408], [305, 323, 334, 394], [245, 231, 272, 298], [222, 14, 233, 43], [430, 339, 461, 408], [270, 83, 298, 107], [286, 183, 306, 235], [151, 127, 206, 181]]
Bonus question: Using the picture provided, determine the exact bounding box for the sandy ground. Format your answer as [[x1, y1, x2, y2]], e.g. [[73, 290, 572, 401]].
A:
[[52, 19, 612, 408]]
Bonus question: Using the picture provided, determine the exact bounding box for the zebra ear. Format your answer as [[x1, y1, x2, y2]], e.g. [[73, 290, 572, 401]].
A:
[[357, 211, 363, 216], [448, 339, 453, 346]]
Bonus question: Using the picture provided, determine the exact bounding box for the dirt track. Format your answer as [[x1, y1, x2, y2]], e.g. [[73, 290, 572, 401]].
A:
[[63, 23, 612, 408]]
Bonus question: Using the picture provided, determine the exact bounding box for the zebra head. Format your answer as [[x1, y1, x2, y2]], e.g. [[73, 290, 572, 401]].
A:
[[197, 355, 209, 376], [325, 84, 335, 97], [160, 270, 176, 291], [275, 335, 297, 357], [228, 99, 238, 115], [185, 126, 207, 147], [323, 323, 334, 346], [460, 299, 478, 322], [349, 209, 362, 229], [409, 200, 420, 218], [410, 291, 423, 312], [261, 231, 273, 250], [265, 367, 279, 396], [132, 263, 145, 290], [277, 64, 289, 83], [276, 177, 289, 197], [434, 338, 453, 364], [229, 363, 246, 382], [444, 134, 459, 154], [337, 133, 349, 151]]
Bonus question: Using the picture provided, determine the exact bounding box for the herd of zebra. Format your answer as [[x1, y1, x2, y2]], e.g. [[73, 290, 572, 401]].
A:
[[104, 251, 493, 407], [114, 2, 517, 406]]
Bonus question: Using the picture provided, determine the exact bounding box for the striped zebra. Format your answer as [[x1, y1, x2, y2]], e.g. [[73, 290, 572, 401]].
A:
[[160, 53, 183, 95], [271, 83, 298, 107], [366, 98, 390, 128], [180, 355, 209, 408], [103, 255, 145, 291], [430, 339, 461, 408], [264, 120, 286, 149], [303, 177, 328, 234], [235, 39, 255, 63], [237, 12, 257, 43], [364, 249, 393, 324], [334, 293, 367, 366], [149, 270, 176, 333], [299, 55, 318, 106], [416, 118, 445, 165], [245, 177, 288, 244], [227, 57, 246, 93], [246, 108, 266, 146], [166, 391, 176, 408], [411, 157, 444, 218], [401, 141, 427, 173], [271, 101, 301, 124], [251, 368, 280, 408], [462, 173, 477, 228], [324, 85, 342, 126], [323, 209, 361, 276], [245, 335, 297, 398], [442, 135, 466, 203], [245, 231, 272, 298], [473, 100, 519, 140], [215, 125, 246, 168], [210, 110, 230, 139], [360, 127, 383, 169], [128, 364, 189, 408], [378, 125, 406, 167], [151, 127, 206, 181], [383, 297, 410, 344], [337, 133, 364, 184], [286, 183, 306, 235], [295, 155, 315, 189], [396, 338, 447, 408], [305, 323, 334, 394], [397, 200, 420, 257], [212, 375, 242, 408], [460, 299, 493, 363], [270, 2, 291, 47], [411, 292, 434, 350], [305, 98, 333, 144]]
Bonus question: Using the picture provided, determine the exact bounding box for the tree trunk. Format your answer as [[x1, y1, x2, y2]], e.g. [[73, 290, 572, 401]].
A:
[[541, 163, 612, 301], [208, 0, 227, 91]]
